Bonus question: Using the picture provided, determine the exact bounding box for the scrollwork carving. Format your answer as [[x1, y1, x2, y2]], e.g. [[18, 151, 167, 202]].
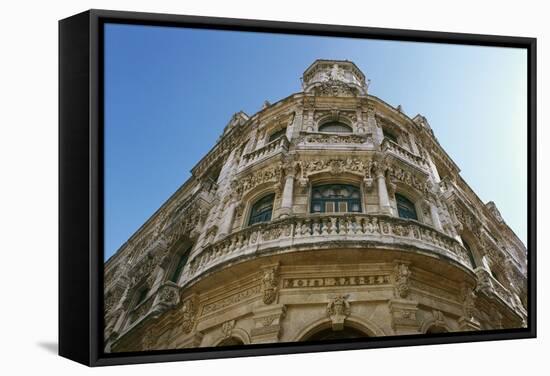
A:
[[181, 295, 199, 334], [221, 319, 236, 339], [394, 263, 412, 299], [461, 286, 477, 319], [261, 265, 280, 305]]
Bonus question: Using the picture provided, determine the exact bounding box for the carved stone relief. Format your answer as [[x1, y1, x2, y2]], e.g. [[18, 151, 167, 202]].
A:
[[394, 263, 412, 299], [181, 295, 199, 334], [261, 265, 280, 305], [326, 295, 351, 330]]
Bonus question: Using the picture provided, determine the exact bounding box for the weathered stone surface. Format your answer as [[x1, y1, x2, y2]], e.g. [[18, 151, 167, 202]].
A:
[[104, 59, 528, 353]]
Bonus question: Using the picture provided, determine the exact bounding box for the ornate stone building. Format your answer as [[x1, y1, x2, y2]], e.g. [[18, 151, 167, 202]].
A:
[[104, 60, 528, 352]]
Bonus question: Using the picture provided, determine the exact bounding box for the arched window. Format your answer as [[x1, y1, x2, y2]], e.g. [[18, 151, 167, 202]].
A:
[[135, 286, 149, 306], [462, 240, 477, 268], [248, 194, 275, 226], [268, 128, 287, 143], [383, 128, 398, 143], [169, 245, 192, 283], [311, 184, 361, 213], [395, 193, 417, 220], [318, 121, 352, 133]]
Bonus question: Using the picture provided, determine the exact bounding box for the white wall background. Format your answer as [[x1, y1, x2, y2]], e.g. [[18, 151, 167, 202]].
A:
[[0, 0, 546, 374]]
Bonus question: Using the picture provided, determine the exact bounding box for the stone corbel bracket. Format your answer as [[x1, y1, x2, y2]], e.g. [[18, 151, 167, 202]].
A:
[[149, 282, 181, 319]]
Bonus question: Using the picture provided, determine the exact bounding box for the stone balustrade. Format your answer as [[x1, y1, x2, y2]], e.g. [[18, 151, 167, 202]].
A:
[[381, 138, 429, 171], [475, 267, 527, 318], [184, 213, 472, 285], [240, 135, 289, 168]]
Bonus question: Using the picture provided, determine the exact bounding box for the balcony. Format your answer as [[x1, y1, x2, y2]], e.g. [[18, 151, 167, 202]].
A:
[[381, 138, 429, 171], [475, 268, 527, 318], [240, 135, 289, 169], [184, 213, 473, 284]]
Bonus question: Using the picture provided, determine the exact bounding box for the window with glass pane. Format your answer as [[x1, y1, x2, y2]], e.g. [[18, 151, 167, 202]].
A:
[[463, 240, 477, 268], [268, 128, 287, 143], [136, 287, 149, 305], [395, 193, 417, 220], [318, 122, 352, 133], [169, 247, 190, 283], [248, 194, 275, 226], [383, 129, 398, 143], [310, 184, 361, 213]]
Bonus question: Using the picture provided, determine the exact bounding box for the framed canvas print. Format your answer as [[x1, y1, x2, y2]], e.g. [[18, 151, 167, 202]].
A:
[[59, 9, 536, 366]]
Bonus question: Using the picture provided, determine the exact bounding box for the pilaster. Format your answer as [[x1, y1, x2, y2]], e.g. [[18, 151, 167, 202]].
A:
[[250, 304, 287, 343], [388, 299, 420, 335]]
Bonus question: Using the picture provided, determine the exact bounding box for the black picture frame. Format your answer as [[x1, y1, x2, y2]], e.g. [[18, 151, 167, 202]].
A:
[[59, 9, 537, 367]]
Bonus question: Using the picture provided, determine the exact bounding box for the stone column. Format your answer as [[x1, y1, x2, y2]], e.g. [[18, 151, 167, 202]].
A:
[[408, 133, 420, 155], [429, 200, 443, 231], [376, 170, 392, 214], [286, 113, 296, 141], [278, 170, 295, 218], [426, 153, 441, 184], [243, 128, 258, 155], [216, 197, 237, 240]]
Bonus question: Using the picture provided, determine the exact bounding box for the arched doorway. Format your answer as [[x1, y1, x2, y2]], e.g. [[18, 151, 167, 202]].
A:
[[302, 326, 369, 342], [426, 325, 448, 334], [217, 337, 244, 347]]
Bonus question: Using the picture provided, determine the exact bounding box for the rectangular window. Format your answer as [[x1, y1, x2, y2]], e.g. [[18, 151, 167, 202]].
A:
[[325, 202, 335, 213], [338, 202, 348, 212]]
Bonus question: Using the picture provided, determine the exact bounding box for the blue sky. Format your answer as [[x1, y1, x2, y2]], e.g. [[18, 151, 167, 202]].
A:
[[104, 23, 527, 261]]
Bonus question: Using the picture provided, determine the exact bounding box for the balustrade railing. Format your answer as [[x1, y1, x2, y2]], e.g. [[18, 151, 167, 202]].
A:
[[241, 135, 289, 167], [185, 213, 471, 282], [475, 267, 526, 316], [381, 138, 429, 170]]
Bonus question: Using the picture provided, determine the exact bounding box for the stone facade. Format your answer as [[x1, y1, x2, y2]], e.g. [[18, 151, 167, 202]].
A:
[[103, 60, 528, 352]]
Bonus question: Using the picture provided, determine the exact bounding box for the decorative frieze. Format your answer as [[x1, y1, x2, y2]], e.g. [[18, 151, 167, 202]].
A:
[[297, 133, 371, 145], [201, 285, 262, 316], [298, 157, 372, 178], [282, 275, 390, 289], [234, 163, 284, 197]]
